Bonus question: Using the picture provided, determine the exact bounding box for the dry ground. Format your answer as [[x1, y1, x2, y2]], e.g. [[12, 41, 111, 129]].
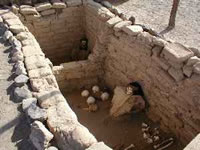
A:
[[108, 0, 200, 50]]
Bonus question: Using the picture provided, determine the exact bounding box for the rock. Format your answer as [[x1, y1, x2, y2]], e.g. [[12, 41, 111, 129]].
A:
[[14, 86, 32, 101], [52, 1, 66, 9], [15, 63, 27, 75], [193, 62, 200, 74], [106, 16, 122, 27], [183, 65, 193, 77], [12, 51, 24, 62], [12, 5, 19, 14], [14, 74, 29, 86], [162, 42, 194, 63], [14, 61, 24, 69], [10, 25, 25, 34], [168, 67, 184, 82], [122, 25, 143, 36], [35, 2, 52, 12], [47, 146, 58, 150], [40, 9, 55, 16], [16, 32, 29, 41], [114, 21, 132, 32], [186, 56, 200, 66], [11, 38, 22, 50], [30, 121, 54, 150], [3, 30, 13, 41], [20, 7, 38, 15], [22, 98, 37, 112], [86, 142, 112, 150], [27, 103, 47, 121]]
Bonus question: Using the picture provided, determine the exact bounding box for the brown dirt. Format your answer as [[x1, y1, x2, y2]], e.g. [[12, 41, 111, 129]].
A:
[[63, 90, 183, 150]]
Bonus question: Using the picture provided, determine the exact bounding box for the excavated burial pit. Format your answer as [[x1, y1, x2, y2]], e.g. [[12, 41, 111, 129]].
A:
[[19, 4, 194, 149]]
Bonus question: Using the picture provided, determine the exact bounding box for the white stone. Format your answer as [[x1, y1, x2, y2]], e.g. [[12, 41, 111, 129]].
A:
[[35, 2, 52, 12], [123, 25, 143, 36], [16, 32, 30, 41], [162, 42, 194, 63], [52, 2, 66, 9], [10, 25, 25, 34], [20, 7, 38, 15], [106, 16, 122, 27], [114, 21, 132, 32], [186, 56, 200, 66], [3, 30, 13, 41]]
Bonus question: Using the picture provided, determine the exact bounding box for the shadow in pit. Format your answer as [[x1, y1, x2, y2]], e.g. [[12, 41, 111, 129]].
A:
[[0, 108, 36, 150]]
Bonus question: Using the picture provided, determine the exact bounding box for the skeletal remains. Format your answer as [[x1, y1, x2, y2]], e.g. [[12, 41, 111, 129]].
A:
[[81, 85, 110, 112], [141, 123, 174, 150]]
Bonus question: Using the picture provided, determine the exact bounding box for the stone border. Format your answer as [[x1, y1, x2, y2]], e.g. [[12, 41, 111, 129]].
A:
[[1, 0, 200, 149]]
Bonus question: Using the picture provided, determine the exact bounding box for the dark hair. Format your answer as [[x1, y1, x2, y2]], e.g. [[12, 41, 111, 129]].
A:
[[129, 82, 150, 110]]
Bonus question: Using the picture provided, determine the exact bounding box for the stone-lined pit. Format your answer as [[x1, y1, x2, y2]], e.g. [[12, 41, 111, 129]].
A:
[[2, 0, 200, 150]]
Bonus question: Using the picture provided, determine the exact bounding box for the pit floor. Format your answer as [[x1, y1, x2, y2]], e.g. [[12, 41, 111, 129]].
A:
[[63, 90, 183, 150]]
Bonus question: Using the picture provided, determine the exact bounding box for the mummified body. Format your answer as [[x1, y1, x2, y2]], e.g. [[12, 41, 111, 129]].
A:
[[110, 83, 146, 117]]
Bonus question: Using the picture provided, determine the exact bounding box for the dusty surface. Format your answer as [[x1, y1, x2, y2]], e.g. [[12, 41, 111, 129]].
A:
[[0, 27, 35, 150], [108, 0, 200, 50], [64, 90, 183, 150]]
